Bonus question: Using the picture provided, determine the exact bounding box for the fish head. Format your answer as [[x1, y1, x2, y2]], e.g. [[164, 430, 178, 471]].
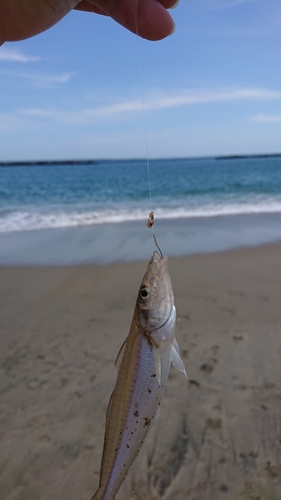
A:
[[137, 251, 174, 331]]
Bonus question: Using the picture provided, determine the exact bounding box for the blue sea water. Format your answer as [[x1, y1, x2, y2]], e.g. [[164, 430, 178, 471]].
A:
[[1, 156, 281, 232], [0, 156, 281, 264]]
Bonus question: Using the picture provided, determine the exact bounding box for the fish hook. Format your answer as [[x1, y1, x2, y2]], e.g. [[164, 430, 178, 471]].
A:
[[153, 233, 163, 259]]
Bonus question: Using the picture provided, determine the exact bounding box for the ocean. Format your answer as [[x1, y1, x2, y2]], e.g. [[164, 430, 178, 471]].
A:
[[0, 156, 281, 265]]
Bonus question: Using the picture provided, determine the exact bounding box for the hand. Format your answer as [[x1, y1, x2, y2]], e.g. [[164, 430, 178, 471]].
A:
[[0, 0, 177, 45]]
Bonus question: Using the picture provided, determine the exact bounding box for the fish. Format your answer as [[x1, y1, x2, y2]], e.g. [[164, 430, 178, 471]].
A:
[[91, 250, 187, 500]]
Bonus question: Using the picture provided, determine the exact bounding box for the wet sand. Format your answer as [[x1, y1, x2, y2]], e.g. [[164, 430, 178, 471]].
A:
[[0, 242, 281, 500]]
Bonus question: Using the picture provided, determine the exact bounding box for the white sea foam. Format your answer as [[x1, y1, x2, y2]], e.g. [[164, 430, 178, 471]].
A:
[[1, 199, 281, 233]]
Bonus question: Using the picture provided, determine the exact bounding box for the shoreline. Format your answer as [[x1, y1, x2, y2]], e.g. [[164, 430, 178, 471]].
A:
[[0, 211, 281, 266], [0, 242, 281, 499]]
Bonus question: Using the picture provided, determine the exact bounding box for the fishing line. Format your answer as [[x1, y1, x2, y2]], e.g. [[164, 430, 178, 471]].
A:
[[136, 8, 162, 256], [136, 32, 152, 207]]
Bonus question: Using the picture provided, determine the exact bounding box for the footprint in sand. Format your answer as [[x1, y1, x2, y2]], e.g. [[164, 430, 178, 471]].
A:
[[233, 334, 244, 342], [211, 344, 220, 355], [200, 358, 218, 375], [200, 363, 214, 374], [189, 379, 200, 388]]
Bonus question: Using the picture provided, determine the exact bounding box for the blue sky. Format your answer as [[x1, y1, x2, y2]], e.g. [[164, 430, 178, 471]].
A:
[[1, 0, 281, 161]]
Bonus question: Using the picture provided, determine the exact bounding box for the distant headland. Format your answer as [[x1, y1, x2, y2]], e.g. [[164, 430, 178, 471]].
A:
[[0, 153, 281, 167], [0, 159, 99, 167], [215, 153, 281, 160]]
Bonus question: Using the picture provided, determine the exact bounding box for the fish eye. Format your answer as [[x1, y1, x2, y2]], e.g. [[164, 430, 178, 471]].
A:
[[140, 287, 149, 300]]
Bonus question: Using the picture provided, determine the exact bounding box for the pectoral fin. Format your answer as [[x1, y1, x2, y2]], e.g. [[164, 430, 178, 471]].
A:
[[115, 337, 127, 372], [171, 339, 187, 377]]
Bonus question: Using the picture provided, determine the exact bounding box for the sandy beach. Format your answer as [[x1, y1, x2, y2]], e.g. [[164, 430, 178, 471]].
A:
[[0, 242, 281, 500]]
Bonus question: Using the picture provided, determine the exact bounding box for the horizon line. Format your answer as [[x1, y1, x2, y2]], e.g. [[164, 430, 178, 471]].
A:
[[1, 152, 281, 167]]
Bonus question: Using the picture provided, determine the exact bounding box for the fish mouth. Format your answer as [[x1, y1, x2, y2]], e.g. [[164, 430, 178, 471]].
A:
[[152, 250, 161, 263], [151, 250, 168, 272]]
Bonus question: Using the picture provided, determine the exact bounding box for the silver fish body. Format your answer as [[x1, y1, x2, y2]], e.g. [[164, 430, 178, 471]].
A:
[[91, 251, 186, 500]]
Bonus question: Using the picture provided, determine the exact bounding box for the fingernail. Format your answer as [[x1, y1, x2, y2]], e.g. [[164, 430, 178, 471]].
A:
[[170, 0, 179, 9]]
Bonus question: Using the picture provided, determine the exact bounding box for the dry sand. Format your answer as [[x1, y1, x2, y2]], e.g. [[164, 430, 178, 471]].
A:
[[0, 242, 280, 500]]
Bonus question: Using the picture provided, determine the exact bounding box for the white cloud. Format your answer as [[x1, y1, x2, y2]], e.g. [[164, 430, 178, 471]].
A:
[[23, 99, 143, 122], [2, 86, 281, 132], [252, 114, 281, 123], [21, 87, 281, 125], [145, 87, 281, 108], [1, 69, 74, 88], [0, 47, 40, 63], [20, 71, 73, 87]]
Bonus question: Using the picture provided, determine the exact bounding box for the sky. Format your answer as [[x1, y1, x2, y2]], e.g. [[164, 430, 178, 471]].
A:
[[1, 0, 281, 161]]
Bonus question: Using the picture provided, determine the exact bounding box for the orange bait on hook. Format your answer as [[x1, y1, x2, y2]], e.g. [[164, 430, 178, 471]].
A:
[[146, 211, 154, 228]]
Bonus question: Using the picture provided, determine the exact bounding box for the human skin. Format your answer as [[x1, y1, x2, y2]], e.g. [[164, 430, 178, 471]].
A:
[[0, 0, 178, 45]]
